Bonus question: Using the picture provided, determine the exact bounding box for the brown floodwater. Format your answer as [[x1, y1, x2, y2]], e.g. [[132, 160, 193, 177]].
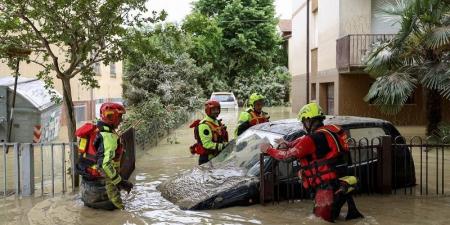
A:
[[1, 107, 450, 225]]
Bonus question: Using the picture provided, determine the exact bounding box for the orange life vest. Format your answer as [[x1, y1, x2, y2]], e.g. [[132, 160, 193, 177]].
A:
[[299, 125, 349, 189], [248, 110, 269, 126], [75, 122, 123, 179], [189, 119, 229, 156]]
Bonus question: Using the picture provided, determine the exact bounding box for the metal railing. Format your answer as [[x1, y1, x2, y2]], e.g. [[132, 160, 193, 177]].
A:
[[1, 127, 136, 198], [336, 34, 396, 73], [1, 142, 77, 198], [259, 135, 450, 205]]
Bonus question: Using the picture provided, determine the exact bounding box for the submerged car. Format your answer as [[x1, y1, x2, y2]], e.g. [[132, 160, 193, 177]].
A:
[[158, 116, 416, 210], [210, 92, 238, 110]]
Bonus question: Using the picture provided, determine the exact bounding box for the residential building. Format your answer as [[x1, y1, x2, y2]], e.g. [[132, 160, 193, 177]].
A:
[[0, 60, 124, 125], [289, 0, 450, 125]]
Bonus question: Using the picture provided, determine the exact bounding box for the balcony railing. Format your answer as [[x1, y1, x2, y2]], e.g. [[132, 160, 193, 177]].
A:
[[336, 34, 395, 74]]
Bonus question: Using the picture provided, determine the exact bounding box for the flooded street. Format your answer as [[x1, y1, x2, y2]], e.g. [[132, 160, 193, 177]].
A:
[[1, 107, 450, 225]]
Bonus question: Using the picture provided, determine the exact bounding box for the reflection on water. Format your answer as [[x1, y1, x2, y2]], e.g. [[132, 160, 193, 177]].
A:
[[1, 107, 450, 225]]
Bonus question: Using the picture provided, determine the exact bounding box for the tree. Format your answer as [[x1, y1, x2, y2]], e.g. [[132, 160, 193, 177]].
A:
[[182, 13, 224, 93], [364, 0, 450, 135], [187, 0, 283, 94], [0, 0, 164, 142], [122, 24, 205, 144]]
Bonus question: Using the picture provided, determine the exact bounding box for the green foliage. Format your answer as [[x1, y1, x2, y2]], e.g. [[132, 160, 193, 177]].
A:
[[122, 23, 205, 146], [123, 53, 204, 109], [232, 66, 291, 106], [183, 0, 289, 103]]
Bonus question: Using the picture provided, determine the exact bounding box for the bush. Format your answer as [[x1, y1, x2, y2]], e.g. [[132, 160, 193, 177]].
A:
[[232, 66, 291, 106]]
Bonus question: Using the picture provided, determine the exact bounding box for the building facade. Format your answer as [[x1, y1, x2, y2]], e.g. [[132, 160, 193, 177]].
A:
[[0, 60, 124, 125], [289, 0, 450, 125]]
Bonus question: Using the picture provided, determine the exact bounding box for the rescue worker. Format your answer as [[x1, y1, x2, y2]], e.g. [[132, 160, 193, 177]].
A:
[[260, 102, 363, 222], [235, 93, 270, 137], [78, 102, 133, 210], [193, 100, 229, 165]]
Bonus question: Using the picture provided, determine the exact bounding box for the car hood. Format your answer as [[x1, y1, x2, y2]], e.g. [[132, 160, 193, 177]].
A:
[[157, 161, 258, 210]]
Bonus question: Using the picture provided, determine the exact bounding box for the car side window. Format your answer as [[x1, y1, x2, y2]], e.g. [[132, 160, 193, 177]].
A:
[[348, 127, 386, 142], [347, 127, 386, 164]]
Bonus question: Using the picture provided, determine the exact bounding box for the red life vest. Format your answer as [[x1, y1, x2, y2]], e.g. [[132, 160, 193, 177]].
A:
[[248, 110, 269, 126], [75, 122, 123, 179], [189, 119, 229, 156], [299, 125, 349, 189]]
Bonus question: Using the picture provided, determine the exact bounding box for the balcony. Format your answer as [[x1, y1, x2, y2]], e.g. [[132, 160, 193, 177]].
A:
[[336, 34, 395, 74]]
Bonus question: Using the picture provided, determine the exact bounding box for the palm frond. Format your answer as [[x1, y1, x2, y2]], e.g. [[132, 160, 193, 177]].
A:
[[424, 26, 450, 49], [421, 61, 450, 99], [375, 0, 411, 24], [364, 42, 403, 77], [364, 72, 417, 114]]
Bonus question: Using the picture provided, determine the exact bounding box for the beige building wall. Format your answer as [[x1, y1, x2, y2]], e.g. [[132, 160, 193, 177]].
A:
[[290, 0, 342, 114], [339, 0, 372, 36], [289, 0, 308, 112], [0, 57, 123, 123]]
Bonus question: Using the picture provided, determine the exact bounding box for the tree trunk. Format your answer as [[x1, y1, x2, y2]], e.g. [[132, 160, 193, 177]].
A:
[[426, 89, 442, 136], [61, 76, 79, 187], [61, 77, 77, 142]]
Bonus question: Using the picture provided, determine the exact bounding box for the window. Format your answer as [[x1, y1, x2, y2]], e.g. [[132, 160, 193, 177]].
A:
[[347, 127, 386, 163], [74, 105, 86, 123], [93, 62, 100, 75], [312, 0, 318, 12], [76, 62, 84, 69], [311, 12, 318, 48], [349, 127, 386, 142], [311, 83, 316, 101], [326, 83, 334, 115], [110, 63, 116, 78]]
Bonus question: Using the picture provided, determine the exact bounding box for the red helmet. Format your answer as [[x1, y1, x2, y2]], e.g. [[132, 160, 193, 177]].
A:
[[100, 102, 126, 127], [205, 100, 220, 116]]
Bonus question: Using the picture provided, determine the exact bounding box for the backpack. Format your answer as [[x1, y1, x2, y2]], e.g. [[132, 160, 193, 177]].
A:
[[75, 122, 102, 179], [75, 122, 99, 161], [189, 119, 207, 155]]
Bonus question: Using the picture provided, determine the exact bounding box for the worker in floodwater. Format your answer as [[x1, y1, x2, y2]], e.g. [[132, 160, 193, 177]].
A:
[[260, 102, 363, 222], [75, 102, 133, 210]]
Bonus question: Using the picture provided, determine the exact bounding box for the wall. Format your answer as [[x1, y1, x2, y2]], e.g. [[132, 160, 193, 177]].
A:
[[339, 73, 450, 125], [339, 0, 372, 36], [290, 0, 341, 113], [289, 0, 308, 111]]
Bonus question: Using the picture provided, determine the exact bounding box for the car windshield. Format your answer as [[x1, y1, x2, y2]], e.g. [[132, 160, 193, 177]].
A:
[[210, 129, 282, 176], [211, 94, 235, 102]]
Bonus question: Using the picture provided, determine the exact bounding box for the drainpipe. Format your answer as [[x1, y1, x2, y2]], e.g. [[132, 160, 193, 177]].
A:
[[5, 47, 32, 143], [7, 60, 20, 142], [306, 0, 310, 104]]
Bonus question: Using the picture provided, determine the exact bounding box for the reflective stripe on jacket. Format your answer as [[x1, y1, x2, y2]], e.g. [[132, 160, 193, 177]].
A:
[[94, 123, 123, 185], [198, 116, 228, 158]]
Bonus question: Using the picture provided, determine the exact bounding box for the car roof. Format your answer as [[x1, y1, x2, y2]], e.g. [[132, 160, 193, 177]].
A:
[[250, 115, 391, 135], [211, 92, 234, 95]]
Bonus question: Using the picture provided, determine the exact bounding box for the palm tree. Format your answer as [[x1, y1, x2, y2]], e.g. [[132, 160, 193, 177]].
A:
[[364, 0, 450, 135]]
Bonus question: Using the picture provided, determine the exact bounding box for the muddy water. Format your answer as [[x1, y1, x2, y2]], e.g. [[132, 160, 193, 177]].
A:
[[1, 107, 450, 225]]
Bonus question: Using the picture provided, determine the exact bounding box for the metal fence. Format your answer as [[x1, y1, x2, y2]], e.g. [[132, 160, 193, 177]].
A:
[[1, 142, 77, 198], [0, 128, 136, 198], [259, 135, 450, 205]]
